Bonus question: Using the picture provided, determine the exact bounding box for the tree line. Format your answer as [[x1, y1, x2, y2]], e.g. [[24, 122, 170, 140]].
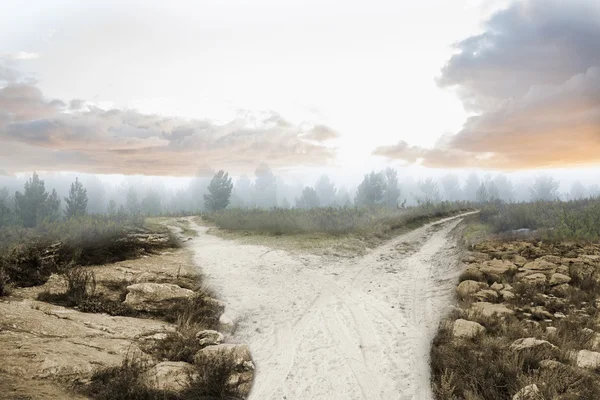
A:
[[1, 167, 596, 228]]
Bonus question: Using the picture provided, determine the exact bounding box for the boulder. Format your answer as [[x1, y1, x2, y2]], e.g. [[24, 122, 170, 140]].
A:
[[575, 350, 600, 369], [511, 255, 528, 267], [509, 337, 557, 352], [462, 252, 490, 264], [219, 313, 235, 333], [550, 284, 570, 297], [490, 282, 504, 291], [530, 306, 553, 320], [457, 280, 488, 300], [500, 290, 515, 300], [474, 289, 499, 302], [549, 273, 571, 286], [195, 330, 224, 347], [521, 259, 557, 276], [145, 361, 193, 392], [545, 327, 557, 335], [196, 343, 253, 369], [520, 273, 546, 286], [479, 259, 518, 277], [452, 319, 486, 338], [471, 302, 513, 317], [123, 283, 195, 311], [462, 266, 485, 281], [513, 384, 542, 400]]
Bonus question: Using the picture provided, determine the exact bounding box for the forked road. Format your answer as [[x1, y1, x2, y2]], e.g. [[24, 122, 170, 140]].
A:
[[186, 212, 475, 400]]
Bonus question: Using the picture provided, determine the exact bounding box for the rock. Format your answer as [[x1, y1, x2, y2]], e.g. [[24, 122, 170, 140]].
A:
[[549, 273, 571, 286], [509, 337, 557, 351], [531, 306, 553, 320], [457, 280, 488, 300], [511, 255, 528, 267], [491, 282, 504, 291], [554, 312, 566, 319], [539, 359, 563, 370], [521, 259, 557, 276], [195, 330, 224, 347], [546, 327, 557, 335], [452, 319, 486, 338], [575, 350, 600, 369], [479, 259, 518, 277], [504, 283, 513, 291], [513, 384, 541, 400], [471, 302, 513, 317], [462, 266, 485, 281], [196, 343, 252, 368], [145, 361, 193, 392], [500, 290, 515, 300], [539, 255, 563, 264], [550, 284, 570, 297], [463, 252, 490, 263], [219, 313, 235, 333], [473, 289, 499, 302], [123, 283, 194, 311], [520, 273, 547, 286]]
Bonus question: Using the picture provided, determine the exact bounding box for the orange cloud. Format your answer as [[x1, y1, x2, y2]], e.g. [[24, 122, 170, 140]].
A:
[[375, 0, 600, 169], [0, 83, 337, 176]]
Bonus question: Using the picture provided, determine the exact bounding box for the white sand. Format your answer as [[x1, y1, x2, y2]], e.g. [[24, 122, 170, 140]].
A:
[[187, 212, 474, 400]]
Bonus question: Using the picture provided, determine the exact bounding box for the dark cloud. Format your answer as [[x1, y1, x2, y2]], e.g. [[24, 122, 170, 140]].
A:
[[0, 83, 337, 176], [375, 0, 600, 169]]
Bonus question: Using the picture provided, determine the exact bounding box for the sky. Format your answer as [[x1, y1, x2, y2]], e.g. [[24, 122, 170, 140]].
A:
[[0, 0, 599, 188]]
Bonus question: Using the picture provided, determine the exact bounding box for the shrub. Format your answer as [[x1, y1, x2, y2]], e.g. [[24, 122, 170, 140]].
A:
[[0, 266, 10, 296]]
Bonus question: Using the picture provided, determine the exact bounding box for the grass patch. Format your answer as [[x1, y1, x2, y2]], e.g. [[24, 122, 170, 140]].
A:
[[205, 203, 473, 254], [0, 215, 180, 292]]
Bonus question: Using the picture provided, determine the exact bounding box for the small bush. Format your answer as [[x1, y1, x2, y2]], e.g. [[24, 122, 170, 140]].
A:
[[85, 354, 174, 400], [0, 266, 10, 296], [182, 349, 244, 400]]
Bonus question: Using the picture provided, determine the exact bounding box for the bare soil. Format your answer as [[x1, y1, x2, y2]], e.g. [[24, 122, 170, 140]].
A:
[[186, 212, 475, 400]]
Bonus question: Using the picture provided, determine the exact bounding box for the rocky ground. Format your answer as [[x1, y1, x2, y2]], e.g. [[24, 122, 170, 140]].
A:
[[432, 239, 600, 399], [0, 220, 254, 399]]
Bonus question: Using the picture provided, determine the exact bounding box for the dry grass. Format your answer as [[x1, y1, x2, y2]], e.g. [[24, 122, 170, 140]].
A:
[[431, 238, 600, 399]]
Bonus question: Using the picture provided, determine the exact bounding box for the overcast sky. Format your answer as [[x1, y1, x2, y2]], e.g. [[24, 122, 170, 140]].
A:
[[1, 0, 599, 185]]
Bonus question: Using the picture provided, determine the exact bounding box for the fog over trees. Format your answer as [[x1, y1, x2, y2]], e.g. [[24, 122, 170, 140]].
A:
[[1, 165, 600, 227]]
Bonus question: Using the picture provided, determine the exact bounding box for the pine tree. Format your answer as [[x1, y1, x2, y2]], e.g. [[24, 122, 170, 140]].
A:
[[15, 172, 61, 227], [296, 187, 320, 209], [355, 172, 385, 206], [64, 177, 88, 218], [383, 168, 401, 207], [204, 170, 233, 211], [476, 183, 489, 203]]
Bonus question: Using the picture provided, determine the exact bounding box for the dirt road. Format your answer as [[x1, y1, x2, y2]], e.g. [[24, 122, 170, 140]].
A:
[[187, 213, 473, 400]]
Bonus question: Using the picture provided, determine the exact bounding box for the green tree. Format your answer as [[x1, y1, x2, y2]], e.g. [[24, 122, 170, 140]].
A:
[[253, 164, 277, 208], [15, 172, 61, 227], [126, 187, 141, 216], [204, 170, 233, 211], [142, 190, 162, 215], [355, 172, 385, 206], [296, 187, 320, 209], [530, 175, 560, 201], [64, 177, 88, 218], [383, 168, 401, 207], [476, 183, 489, 203], [315, 175, 337, 206], [107, 199, 117, 216]]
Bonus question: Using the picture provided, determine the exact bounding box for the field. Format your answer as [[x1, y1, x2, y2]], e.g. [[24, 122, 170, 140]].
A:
[[203, 202, 473, 256]]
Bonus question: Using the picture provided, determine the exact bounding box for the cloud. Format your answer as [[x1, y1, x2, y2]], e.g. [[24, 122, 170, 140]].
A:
[[375, 0, 600, 169], [0, 83, 337, 176], [301, 124, 340, 142]]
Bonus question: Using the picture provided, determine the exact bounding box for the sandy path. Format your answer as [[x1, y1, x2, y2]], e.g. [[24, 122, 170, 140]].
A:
[[186, 212, 473, 400]]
